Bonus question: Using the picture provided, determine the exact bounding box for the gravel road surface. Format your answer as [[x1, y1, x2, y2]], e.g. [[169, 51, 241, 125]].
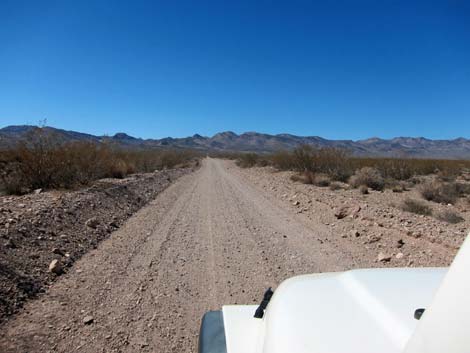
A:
[[0, 158, 452, 352]]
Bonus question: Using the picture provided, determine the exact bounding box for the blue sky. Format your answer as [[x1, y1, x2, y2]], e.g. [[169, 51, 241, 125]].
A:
[[1, 0, 469, 140]]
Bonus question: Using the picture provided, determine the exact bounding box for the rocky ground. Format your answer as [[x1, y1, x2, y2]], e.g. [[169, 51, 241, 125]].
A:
[[0, 166, 194, 322], [235, 165, 469, 266], [0, 159, 466, 353]]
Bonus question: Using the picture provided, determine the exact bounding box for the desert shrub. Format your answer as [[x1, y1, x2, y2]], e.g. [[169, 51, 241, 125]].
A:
[[291, 145, 315, 172], [374, 158, 415, 180], [312, 148, 352, 182], [401, 198, 432, 216], [419, 181, 459, 204], [290, 173, 305, 183], [271, 150, 296, 170], [435, 210, 464, 224], [0, 128, 198, 194], [290, 171, 315, 184], [437, 169, 457, 182], [329, 182, 342, 191], [157, 150, 195, 169], [0, 160, 24, 194], [455, 182, 470, 196], [256, 158, 270, 167], [386, 178, 409, 192], [349, 167, 385, 191], [267, 148, 470, 182], [392, 184, 405, 193], [408, 176, 424, 185], [359, 185, 369, 194], [461, 172, 470, 181], [280, 145, 352, 181], [313, 174, 331, 187], [236, 153, 259, 168], [350, 157, 468, 180], [289, 170, 332, 187]]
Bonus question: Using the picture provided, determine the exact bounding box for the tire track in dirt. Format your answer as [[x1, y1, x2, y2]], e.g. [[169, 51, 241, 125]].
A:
[[1, 158, 414, 353]]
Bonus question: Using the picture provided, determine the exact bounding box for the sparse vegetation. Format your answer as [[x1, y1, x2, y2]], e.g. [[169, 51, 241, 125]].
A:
[[268, 145, 352, 181], [359, 185, 369, 195], [290, 173, 306, 183], [230, 146, 470, 208], [349, 167, 385, 191], [313, 174, 331, 187], [329, 182, 343, 191], [0, 128, 199, 195], [401, 198, 432, 216], [290, 171, 331, 187], [350, 157, 466, 181], [435, 210, 464, 224], [392, 184, 405, 193], [236, 153, 260, 168], [419, 181, 459, 204], [271, 150, 296, 170]]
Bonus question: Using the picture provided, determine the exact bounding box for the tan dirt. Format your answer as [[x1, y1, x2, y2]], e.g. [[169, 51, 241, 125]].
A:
[[0, 158, 458, 352]]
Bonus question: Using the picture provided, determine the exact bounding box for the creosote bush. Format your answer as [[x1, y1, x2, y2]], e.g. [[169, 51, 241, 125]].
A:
[[359, 185, 369, 195], [0, 128, 198, 194], [401, 198, 432, 216], [216, 145, 470, 204], [435, 210, 464, 224], [313, 174, 331, 187], [349, 167, 385, 191], [231, 144, 470, 185], [329, 182, 343, 191], [236, 153, 259, 168], [265, 145, 351, 180], [419, 181, 459, 205], [271, 150, 296, 170], [290, 171, 331, 187]]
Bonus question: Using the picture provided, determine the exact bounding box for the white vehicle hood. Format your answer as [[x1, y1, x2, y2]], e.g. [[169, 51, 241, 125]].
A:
[[223, 267, 447, 353]]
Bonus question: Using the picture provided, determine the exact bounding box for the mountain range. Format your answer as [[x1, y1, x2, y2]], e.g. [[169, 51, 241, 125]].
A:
[[1, 125, 469, 159]]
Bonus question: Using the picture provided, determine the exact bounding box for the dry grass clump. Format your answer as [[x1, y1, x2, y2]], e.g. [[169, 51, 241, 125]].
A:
[[290, 171, 330, 187], [329, 182, 343, 191], [235, 153, 259, 168], [0, 128, 198, 195], [455, 182, 470, 196], [290, 173, 306, 183], [290, 171, 331, 187], [419, 181, 461, 204], [313, 174, 331, 187], [401, 198, 432, 216], [392, 185, 405, 193], [435, 210, 464, 224], [349, 167, 385, 191]]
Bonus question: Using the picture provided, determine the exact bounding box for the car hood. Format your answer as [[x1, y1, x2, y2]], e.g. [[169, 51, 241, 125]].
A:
[[223, 268, 447, 353]]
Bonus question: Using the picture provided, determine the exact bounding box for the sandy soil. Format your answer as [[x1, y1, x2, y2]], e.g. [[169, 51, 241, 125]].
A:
[[0, 167, 192, 322], [0, 158, 460, 352]]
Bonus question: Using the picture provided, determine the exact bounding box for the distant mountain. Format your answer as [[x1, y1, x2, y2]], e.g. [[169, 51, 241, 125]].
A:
[[1, 125, 469, 159]]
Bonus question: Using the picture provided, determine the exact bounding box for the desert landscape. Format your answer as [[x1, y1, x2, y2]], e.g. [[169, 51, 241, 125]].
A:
[[1, 2, 470, 351], [1, 131, 469, 352]]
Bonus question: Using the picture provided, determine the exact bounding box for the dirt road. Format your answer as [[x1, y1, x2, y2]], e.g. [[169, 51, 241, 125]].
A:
[[0, 158, 451, 352]]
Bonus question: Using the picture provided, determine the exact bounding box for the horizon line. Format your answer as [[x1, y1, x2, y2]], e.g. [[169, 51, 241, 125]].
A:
[[0, 124, 468, 142]]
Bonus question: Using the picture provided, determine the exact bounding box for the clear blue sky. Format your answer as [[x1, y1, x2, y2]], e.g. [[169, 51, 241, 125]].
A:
[[1, 0, 469, 140]]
